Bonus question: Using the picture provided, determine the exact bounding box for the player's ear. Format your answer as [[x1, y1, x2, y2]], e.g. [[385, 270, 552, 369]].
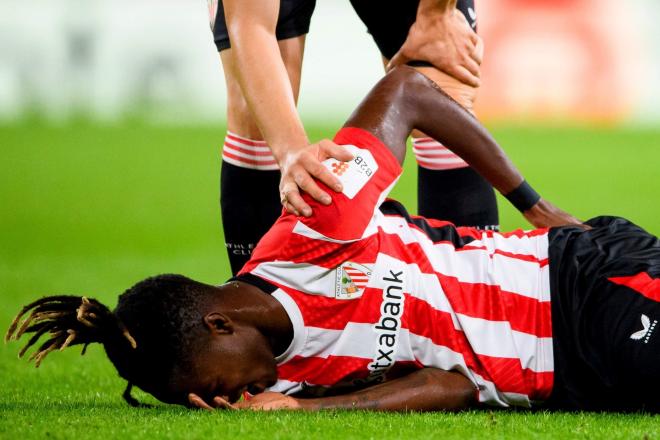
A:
[[203, 312, 234, 335]]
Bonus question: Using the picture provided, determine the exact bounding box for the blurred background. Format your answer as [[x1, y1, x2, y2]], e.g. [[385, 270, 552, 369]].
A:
[[1, 0, 659, 290], [1, 0, 660, 124]]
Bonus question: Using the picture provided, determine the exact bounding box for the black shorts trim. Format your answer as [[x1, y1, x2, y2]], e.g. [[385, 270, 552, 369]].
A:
[[348, 0, 477, 60], [213, 0, 316, 52], [379, 199, 477, 248]]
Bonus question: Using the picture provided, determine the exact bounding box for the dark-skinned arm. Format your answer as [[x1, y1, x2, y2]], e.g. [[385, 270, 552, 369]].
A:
[[345, 66, 581, 228], [296, 368, 476, 411], [212, 368, 476, 412], [189, 369, 475, 412]]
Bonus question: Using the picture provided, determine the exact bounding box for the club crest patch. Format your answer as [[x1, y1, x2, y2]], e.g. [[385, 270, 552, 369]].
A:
[[322, 145, 378, 199], [335, 262, 373, 300]]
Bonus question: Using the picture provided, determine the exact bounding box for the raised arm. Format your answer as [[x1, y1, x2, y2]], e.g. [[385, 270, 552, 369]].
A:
[[223, 0, 352, 216], [223, 0, 303, 157], [345, 66, 581, 228]]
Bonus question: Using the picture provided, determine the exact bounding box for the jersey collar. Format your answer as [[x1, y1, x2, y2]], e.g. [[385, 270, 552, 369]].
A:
[[271, 289, 307, 365]]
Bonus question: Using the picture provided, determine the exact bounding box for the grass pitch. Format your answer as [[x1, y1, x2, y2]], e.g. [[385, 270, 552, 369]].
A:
[[1, 121, 659, 439]]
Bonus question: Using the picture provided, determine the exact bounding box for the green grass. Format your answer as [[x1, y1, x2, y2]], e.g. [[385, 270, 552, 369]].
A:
[[1, 121, 659, 439]]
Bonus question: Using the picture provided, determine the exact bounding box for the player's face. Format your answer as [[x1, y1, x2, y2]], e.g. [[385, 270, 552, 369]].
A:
[[168, 321, 279, 405]]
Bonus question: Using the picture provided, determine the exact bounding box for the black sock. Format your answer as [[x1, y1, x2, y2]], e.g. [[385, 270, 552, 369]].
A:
[[417, 166, 499, 230], [220, 161, 281, 275]]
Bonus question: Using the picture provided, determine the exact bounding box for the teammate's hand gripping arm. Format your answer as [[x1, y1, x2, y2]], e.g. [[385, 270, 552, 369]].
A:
[[189, 368, 476, 411], [223, 0, 352, 216], [388, 0, 482, 88]]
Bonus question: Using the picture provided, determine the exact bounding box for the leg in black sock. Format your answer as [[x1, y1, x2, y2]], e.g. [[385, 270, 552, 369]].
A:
[[220, 161, 282, 275], [417, 166, 499, 230]]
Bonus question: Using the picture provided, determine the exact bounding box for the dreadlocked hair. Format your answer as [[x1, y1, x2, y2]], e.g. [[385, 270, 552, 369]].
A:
[[5, 295, 136, 367], [6, 274, 219, 406]]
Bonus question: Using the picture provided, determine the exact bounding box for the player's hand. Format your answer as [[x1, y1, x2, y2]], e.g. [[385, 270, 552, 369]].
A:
[[523, 199, 586, 229], [388, 9, 482, 88], [279, 139, 353, 217], [234, 392, 301, 411], [188, 393, 237, 411]]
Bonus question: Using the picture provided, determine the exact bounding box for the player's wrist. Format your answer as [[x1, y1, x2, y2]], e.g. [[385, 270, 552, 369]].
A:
[[271, 145, 299, 167], [291, 397, 323, 411], [417, 0, 456, 17], [414, 10, 450, 34], [504, 180, 542, 213], [278, 395, 303, 410], [270, 137, 310, 166]]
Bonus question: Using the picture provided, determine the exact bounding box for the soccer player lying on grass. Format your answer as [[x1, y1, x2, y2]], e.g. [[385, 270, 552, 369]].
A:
[[7, 66, 660, 412]]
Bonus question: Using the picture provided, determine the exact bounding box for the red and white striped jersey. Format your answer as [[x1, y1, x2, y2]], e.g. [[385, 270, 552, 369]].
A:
[[240, 127, 553, 408]]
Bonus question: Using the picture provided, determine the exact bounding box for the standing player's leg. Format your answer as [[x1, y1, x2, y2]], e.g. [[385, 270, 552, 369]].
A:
[[212, 0, 314, 275], [414, 0, 497, 230], [218, 38, 305, 275], [350, 0, 499, 230]]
